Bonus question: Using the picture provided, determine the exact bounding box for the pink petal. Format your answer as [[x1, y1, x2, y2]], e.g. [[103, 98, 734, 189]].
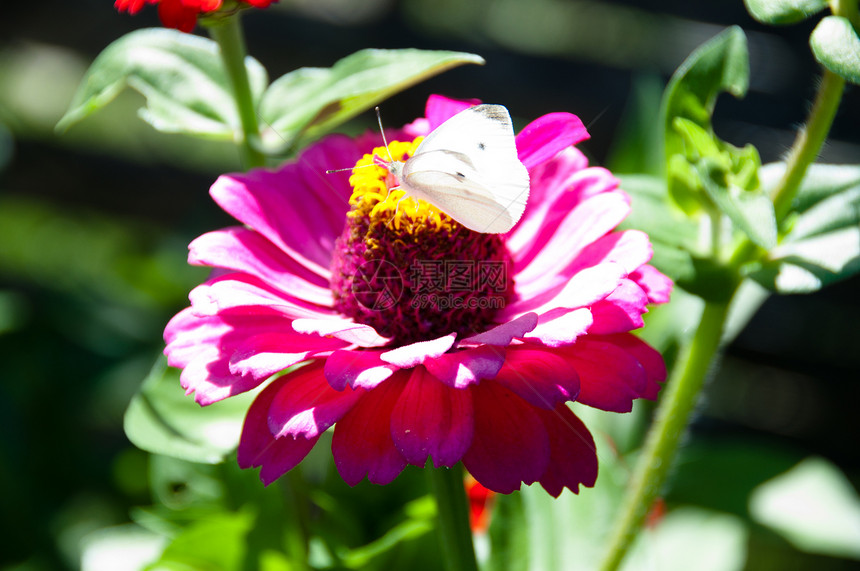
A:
[[593, 333, 666, 399], [523, 307, 593, 347], [569, 230, 653, 276], [209, 135, 360, 279], [491, 346, 580, 409], [423, 345, 506, 388], [291, 317, 389, 347], [536, 405, 598, 497], [509, 147, 593, 251], [332, 377, 408, 486], [461, 313, 538, 346], [164, 307, 338, 406], [324, 349, 397, 391], [423, 94, 482, 131], [630, 264, 673, 304], [229, 330, 343, 380], [237, 375, 319, 485], [189, 273, 331, 319], [504, 262, 625, 318], [462, 382, 550, 494], [516, 112, 589, 170], [560, 338, 648, 412], [267, 362, 364, 439], [390, 367, 474, 467], [586, 279, 649, 335], [189, 227, 332, 305], [380, 333, 457, 368], [514, 192, 631, 289]]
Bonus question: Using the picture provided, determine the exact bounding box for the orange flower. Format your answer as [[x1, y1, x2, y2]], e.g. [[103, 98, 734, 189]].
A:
[[115, 0, 277, 33]]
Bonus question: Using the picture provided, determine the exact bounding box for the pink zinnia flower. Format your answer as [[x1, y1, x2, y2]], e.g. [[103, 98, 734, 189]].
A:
[[164, 95, 671, 495]]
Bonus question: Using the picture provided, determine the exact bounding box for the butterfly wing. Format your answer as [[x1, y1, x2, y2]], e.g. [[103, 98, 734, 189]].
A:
[[404, 105, 529, 233], [401, 149, 520, 233]]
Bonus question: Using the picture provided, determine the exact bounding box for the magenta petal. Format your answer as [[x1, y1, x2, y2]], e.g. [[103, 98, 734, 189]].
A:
[[561, 338, 648, 413], [462, 382, 550, 494], [291, 318, 389, 347], [594, 333, 666, 400], [516, 112, 589, 170], [506, 262, 625, 318], [524, 307, 593, 347], [569, 230, 653, 277], [423, 94, 482, 131], [586, 279, 649, 335], [461, 313, 538, 346], [536, 405, 598, 497], [189, 227, 332, 304], [380, 333, 457, 368], [228, 330, 343, 380], [390, 367, 474, 467], [332, 376, 408, 486], [189, 273, 330, 319], [237, 375, 319, 485], [324, 349, 397, 391], [164, 307, 326, 406], [630, 264, 673, 304], [423, 345, 506, 388], [267, 362, 364, 439], [209, 135, 359, 278], [492, 346, 579, 409]]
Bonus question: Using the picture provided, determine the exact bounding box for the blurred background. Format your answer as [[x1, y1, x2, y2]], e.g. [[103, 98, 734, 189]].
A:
[[1, 1, 858, 570]]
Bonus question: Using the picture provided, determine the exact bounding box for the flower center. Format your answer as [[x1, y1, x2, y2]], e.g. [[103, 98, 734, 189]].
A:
[[329, 138, 515, 346]]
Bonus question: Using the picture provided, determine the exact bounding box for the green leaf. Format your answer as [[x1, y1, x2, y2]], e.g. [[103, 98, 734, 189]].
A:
[[810, 16, 860, 85], [696, 156, 777, 249], [258, 48, 484, 149], [147, 510, 255, 571], [56, 28, 268, 138], [124, 355, 263, 464], [743, 0, 828, 25], [748, 163, 860, 293], [661, 27, 750, 214], [750, 457, 860, 560]]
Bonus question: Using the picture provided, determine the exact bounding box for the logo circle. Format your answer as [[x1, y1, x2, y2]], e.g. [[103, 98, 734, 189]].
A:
[[351, 259, 404, 311]]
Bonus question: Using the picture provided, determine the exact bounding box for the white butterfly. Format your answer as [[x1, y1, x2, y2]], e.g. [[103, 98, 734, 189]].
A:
[[378, 104, 530, 234]]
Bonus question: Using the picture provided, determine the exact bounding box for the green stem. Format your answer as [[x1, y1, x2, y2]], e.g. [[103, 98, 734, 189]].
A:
[[428, 464, 479, 571], [598, 300, 731, 571], [771, 69, 844, 222], [207, 15, 266, 169]]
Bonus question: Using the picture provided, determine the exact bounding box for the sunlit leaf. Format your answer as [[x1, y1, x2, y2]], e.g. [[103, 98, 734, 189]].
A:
[[80, 524, 166, 571], [697, 157, 777, 249], [748, 163, 860, 292], [661, 27, 750, 214], [56, 28, 268, 138], [258, 48, 484, 149], [810, 16, 860, 85], [750, 457, 860, 559], [622, 508, 748, 571], [124, 356, 261, 464], [146, 510, 255, 571], [743, 0, 828, 25]]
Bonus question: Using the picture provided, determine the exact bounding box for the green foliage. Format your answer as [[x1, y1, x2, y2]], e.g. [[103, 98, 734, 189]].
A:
[[56, 29, 269, 138], [56, 31, 484, 154], [810, 16, 860, 85], [258, 49, 485, 151], [124, 356, 262, 464], [146, 510, 255, 571], [747, 163, 860, 292], [743, 0, 828, 24], [750, 457, 860, 560]]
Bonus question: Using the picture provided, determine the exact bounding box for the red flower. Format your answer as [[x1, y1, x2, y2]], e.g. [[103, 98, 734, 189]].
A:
[[115, 0, 278, 33], [466, 476, 495, 533]]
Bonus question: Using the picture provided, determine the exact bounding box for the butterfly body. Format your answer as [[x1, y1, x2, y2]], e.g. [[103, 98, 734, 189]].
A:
[[380, 104, 530, 234]]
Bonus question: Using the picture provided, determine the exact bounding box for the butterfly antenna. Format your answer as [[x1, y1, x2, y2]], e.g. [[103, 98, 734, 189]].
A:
[[375, 106, 395, 164]]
